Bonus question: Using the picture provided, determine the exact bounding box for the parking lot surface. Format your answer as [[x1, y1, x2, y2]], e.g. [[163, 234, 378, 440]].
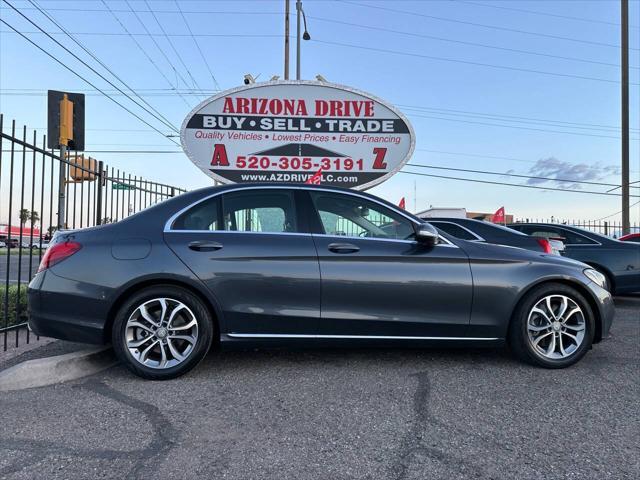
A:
[[1, 296, 638, 480]]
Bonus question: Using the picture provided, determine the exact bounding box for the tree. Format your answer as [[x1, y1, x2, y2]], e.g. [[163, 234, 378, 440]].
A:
[[29, 210, 39, 226], [19, 209, 29, 226]]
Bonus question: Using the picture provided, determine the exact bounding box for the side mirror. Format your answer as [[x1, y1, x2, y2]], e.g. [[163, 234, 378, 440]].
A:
[[416, 222, 440, 246]]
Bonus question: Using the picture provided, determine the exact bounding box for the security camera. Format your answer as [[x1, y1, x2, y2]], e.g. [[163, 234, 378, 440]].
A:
[[243, 74, 255, 85], [315, 74, 327, 82]]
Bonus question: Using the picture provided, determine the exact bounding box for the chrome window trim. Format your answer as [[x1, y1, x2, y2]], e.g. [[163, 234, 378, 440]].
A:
[[312, 233, 456, 247], [163, 185, 455, 246], [428, 220, 485, 242], [227, 333, 498, 341], [167, 229, 312, 237]]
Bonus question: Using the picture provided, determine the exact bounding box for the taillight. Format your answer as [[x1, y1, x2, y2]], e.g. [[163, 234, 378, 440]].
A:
[[536, 238, 552, 254], [37, 241, 82, 272]]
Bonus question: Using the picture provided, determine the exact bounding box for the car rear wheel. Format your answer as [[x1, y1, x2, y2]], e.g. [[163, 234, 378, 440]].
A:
[[509, 283, 595, 368], [112, 286, 214, 380]]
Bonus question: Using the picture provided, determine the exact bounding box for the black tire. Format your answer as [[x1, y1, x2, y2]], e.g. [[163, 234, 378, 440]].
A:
[[112, 285, 214, 380], [508, 283, 595, 368]]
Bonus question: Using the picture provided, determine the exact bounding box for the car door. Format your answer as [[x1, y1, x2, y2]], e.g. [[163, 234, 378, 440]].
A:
[[164, 188, 320, 335], [306, 190, 473, 338]]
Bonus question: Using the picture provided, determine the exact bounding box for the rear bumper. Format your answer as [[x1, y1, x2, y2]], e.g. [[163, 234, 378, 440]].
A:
[[27, 270, 110, 344]]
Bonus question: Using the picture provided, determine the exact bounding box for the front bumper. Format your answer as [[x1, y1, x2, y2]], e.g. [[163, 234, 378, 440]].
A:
[[586, 280, 615, 342], [28, 270, 111, 344]]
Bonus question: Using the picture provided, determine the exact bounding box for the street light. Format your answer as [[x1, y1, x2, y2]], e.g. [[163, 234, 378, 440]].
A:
[[296, 0, 310, 80]]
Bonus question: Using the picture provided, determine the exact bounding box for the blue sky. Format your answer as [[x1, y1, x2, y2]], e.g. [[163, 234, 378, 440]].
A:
[[1, 0, 638, 222]]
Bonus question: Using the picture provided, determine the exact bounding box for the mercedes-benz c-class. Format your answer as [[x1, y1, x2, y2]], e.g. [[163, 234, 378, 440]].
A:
[[28, 184, 614, 379]]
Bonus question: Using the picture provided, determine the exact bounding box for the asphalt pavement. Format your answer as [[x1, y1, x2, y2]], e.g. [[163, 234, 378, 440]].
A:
[[0, 252, 41, 284], [0, 296, 638, 480]]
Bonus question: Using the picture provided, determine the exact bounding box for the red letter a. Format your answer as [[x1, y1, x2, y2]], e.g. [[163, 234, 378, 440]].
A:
[[211, 144, 230, 166]]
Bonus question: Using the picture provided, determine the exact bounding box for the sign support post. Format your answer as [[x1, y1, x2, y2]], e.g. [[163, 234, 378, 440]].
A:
[[284, 0, 290, 80], [57, 94, 73, 230]]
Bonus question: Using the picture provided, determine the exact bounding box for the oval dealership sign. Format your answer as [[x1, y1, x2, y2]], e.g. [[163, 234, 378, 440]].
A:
[[180, 81, 415, 190]]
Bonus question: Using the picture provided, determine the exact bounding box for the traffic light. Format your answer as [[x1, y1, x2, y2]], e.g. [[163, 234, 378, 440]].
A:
[[47, 90, 85, 151]]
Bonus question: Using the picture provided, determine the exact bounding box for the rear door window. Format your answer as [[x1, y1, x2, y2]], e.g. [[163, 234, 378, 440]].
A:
[[172, 196, 220, 231], [223, 190, 298, 233]]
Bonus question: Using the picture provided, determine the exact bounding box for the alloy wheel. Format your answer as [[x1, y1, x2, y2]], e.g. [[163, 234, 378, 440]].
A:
[[526, 294, 586, 360], [125, 297, 199, 369]]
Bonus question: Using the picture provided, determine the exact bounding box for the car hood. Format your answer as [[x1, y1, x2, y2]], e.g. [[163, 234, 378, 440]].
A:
[[456, 239, 588, 269]]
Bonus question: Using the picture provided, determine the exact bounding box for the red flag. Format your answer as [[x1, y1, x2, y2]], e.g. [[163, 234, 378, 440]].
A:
[[492, 206, 505, 224], [305, 168, 323, 185], [398, 197, 406, 209]]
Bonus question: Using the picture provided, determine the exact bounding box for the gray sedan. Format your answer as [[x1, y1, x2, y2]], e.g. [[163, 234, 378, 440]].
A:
[[28, 184, 614, 379]]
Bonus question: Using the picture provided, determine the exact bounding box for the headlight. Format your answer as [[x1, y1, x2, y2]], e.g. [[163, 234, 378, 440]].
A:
[[584, 268, 607, 289]]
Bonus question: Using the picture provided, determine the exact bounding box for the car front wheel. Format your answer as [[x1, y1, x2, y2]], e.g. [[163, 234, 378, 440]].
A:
[[509, 283, 595, 368], [112, 286, 214, 380]]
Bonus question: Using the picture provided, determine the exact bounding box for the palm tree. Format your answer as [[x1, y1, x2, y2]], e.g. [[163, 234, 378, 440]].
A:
[[29, 210, 40, 227], [19, 208, 29, 226]]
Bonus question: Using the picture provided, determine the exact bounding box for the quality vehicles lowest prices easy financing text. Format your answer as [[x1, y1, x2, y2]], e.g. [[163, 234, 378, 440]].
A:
[[28, 184, 614, 379]]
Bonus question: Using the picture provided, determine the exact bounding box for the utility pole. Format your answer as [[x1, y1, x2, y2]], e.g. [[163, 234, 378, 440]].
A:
[[284, 0, 290, 79], [296, 0, 301, 80], [621, 0, 630, 234]]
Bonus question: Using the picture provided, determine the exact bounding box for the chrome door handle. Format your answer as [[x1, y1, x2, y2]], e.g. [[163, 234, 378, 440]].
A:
[[188, 240, 223, 252], [328, 242, 360, 254]]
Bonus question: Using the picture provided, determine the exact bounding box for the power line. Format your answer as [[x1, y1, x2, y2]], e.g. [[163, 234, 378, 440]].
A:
[[0, 6, 284, 15], [100, 0, 191, 108], [123, 0, 194, 94], [399, 104, 640, 134], [456, 1, 639, 29], [406, 112, 639, 140], [2, 0, 181, 136], [0, 17, 180, 146], [342, 1, 640, 51], [28, 0, 179, 133], [416, 149, 639, 175], [311, 38, 640, 86], [174, 0, 221, 91], [400, 170, 639, 198], [2, 86, 633, 135], [309, 15, 640, 70], [406, 162, 639, 189], [593, 200, 640, 221], [141, 0, 206, 98], [0, 29, 285, 38]]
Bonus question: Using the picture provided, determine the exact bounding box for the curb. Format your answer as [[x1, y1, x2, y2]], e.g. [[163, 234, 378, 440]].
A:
[[0, 346, 118, 392]]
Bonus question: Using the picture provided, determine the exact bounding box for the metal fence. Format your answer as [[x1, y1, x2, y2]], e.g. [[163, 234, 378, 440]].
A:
[[0, 115, 186, 351]]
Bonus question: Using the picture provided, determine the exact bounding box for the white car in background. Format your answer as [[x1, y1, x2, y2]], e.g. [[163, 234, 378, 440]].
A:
[[30, 239, 50, 249]]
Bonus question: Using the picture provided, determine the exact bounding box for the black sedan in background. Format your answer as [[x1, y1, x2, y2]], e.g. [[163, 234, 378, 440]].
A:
[[29, 184, 614, 379], [423, 217, 560, 255], [508, 223, 640, 295]]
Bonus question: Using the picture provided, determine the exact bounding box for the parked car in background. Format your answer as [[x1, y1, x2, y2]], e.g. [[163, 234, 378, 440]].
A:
[[0, 240, 5, 248], [508, 223, 640, 294], [425, 217, 563, 255], [30, 239, 50, 249], [29, 184, 613, 379], [1, 237, 19, 248], [619, 233, 640, 243]]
